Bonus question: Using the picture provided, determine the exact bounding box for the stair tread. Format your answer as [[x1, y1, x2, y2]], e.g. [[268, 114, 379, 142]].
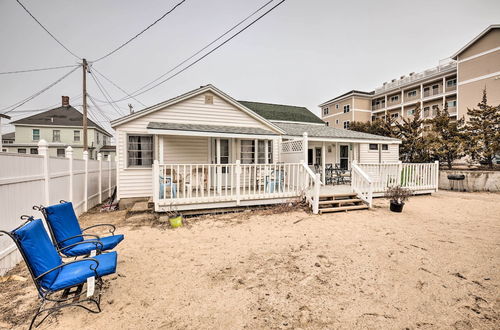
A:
[[318, 198, 362, 205], [319, 193, 357, 199], [319, 204, 369, 213]]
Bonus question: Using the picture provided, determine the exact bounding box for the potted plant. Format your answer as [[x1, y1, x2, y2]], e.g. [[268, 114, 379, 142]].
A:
[[385, 185, 412, 212]]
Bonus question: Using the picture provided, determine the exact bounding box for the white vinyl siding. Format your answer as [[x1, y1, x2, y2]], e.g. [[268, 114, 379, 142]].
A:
[[163, 136, 209, 164], [114, 93, 280, 200], [359, 143, 399, 163]]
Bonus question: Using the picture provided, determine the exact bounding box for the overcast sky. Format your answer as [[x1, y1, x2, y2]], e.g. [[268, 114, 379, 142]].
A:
[[1, 0, 499, 135]]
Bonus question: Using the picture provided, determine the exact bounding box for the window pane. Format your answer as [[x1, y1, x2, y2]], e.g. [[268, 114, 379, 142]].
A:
[[240, 140, 255, 164], [369, 144, 378, 150], [128, 135, 153, 167]]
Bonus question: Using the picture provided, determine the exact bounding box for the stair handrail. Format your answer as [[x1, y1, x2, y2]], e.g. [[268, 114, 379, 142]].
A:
[[301, 161, 321, 214], [351, 161, 373, 208]]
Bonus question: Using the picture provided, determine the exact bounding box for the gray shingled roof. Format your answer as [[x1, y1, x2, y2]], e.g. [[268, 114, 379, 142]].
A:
[[147, 122, 278, 135], [2, 132, 15, 140], [238, 101, 324, 124], [12, 106, 111, 136], [275, 122, 399, 141]]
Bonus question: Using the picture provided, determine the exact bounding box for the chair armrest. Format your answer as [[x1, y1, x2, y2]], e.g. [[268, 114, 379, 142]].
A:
[[81, 224, 116, 235], [35, 258, 100, 282], [58, 240, 104, 255], [58, 234, 101, 245]]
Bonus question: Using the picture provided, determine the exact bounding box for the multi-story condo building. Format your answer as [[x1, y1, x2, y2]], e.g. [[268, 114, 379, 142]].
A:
[[320, 25, 500, 129], [1, 96, 114, 160]]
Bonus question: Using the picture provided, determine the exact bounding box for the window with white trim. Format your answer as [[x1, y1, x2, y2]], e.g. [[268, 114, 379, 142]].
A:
[[18, 148, 26, 154], [407, 90, 417, 97], [52, 130, 60, 142], [74, 130, 80, 142], [407, 109, 415, 116], [323, 107, 329, 116], [446, 78, 457, 87], [390, 95, 399, 102], [240, 140, 255, 164], [57, 149, 65, 158], [369, 144, 378, 151], [335, 104, 339, 109], [343, 121, 350, 129], [128, 135, 153, 167], [343, 105, 350, 113], [32, 129, 40, 141], [382, 144, 388, 151], [447, 100, 457, 108]]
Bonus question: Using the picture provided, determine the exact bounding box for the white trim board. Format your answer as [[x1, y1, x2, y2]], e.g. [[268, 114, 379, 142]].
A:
[[457, 46, 500, 63], [458, 71, 500, 86]]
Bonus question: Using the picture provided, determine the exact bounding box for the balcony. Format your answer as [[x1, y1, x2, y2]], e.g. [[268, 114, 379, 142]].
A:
[[445, 84, 457, 92], [374, 59, 457, 95], [448, 107, 457, 115], [423, 87, 442, 98], [372, 103, 385, 111]]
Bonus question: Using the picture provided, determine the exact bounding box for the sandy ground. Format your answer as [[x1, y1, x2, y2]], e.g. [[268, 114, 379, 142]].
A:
[[1, 191, 499, 330]]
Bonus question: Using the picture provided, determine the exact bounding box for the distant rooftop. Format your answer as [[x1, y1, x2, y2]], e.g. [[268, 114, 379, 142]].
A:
[[2, 132, 15, 140], [239, 101, 324, 124], [12, 96, 111, 136]]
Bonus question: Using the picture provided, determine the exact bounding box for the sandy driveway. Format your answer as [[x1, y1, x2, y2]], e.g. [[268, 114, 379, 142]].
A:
[[1, 191, 499, 329]]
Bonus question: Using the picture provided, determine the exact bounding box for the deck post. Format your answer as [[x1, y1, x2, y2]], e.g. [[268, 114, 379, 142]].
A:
[[235, 160, 241, 205], [313, 173, 320, 214], [321, 142, 326, 185], [434, 160, 439, 192], [153, 160, 159, 205], [108, 156, 112, 198], [302, 132, 308, 165], [397, 160, 402, 186]]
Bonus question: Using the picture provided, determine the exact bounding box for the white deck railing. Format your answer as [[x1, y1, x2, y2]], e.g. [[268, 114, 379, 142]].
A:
[[301, 162, 321, 214], [351, 162, 373, 207], [355, 161, 439, 194], [153, 161, 307, 207]]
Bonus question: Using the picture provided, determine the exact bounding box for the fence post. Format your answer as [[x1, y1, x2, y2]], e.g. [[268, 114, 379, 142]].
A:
[[83, 150, 89, 211], [300, 159, 306, 190], [66, 146, 73, 203], [38, 140, 50, 206], [434, 160, 439, 192], [98, 153, 102, 204], [313, 173, 320, 214], [235, 160, 241, 205], [108, 156, 112, 198]]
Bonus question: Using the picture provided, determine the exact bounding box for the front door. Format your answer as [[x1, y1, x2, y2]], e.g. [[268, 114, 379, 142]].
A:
[[212, 138, 230, 190], [339, 145, 349, 170]]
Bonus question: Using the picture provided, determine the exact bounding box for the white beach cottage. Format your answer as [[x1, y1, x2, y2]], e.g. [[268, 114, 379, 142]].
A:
[[111, 85, 438, 214]]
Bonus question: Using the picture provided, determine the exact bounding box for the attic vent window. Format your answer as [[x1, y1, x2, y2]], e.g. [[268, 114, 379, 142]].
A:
[[205, 94, 213, 104]]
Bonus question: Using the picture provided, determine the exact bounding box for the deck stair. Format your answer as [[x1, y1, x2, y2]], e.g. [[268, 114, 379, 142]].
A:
[[317, 192, 369, 214]]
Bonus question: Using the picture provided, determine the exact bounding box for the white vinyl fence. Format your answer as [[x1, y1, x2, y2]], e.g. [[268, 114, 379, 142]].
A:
[[0, 140, 116, 275]]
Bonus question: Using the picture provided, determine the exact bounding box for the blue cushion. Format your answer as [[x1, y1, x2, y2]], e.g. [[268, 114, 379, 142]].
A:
[[48, 252, 117, 291], [44, 202, 83, 248], [13, 219, 62, 289], [61, 235, 125, 257]]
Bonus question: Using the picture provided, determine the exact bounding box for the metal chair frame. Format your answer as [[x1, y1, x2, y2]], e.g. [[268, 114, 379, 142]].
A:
[[0, 217, 105, 329]]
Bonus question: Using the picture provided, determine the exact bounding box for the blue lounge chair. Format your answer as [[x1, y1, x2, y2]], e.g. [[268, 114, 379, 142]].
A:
[[159, 175, 177, 199], [0, 218, 117, 329], [35, 201, 124, 257]]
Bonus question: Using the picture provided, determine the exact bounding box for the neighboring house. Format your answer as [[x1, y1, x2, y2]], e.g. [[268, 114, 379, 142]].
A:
[[3, 96, 114, 159], [320, 24, 500, 128], [1, 131, 15, 152], [111, 84, 402, 212]]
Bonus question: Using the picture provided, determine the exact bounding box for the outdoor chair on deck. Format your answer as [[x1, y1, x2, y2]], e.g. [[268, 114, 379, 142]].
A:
[[265, 167, 285, 193], [333, 164, 352, 185], [34, 201, 124, 258], [325, 164, 334, 185], [0, 218, 117, 329], [184, 167, 208, 198]]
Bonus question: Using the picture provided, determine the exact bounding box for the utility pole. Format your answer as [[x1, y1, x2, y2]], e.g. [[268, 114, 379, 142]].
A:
[[82, 58, 88, 152]]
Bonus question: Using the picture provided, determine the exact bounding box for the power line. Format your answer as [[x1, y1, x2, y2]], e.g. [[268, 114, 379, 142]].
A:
[[91, 67, 146, 107], [15, 0, 81, 60], [88, 71, 125, 116], [108, 0, 285, 103], [91, 0, 187, 63], [88, 94, 111, 121], [0, 64, 80, 75], [1, 66, 81, 114]]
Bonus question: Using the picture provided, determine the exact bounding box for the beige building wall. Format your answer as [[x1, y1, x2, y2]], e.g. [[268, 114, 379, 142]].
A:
[[322, 97, 354, 129], [457, 28, 500, 120]]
